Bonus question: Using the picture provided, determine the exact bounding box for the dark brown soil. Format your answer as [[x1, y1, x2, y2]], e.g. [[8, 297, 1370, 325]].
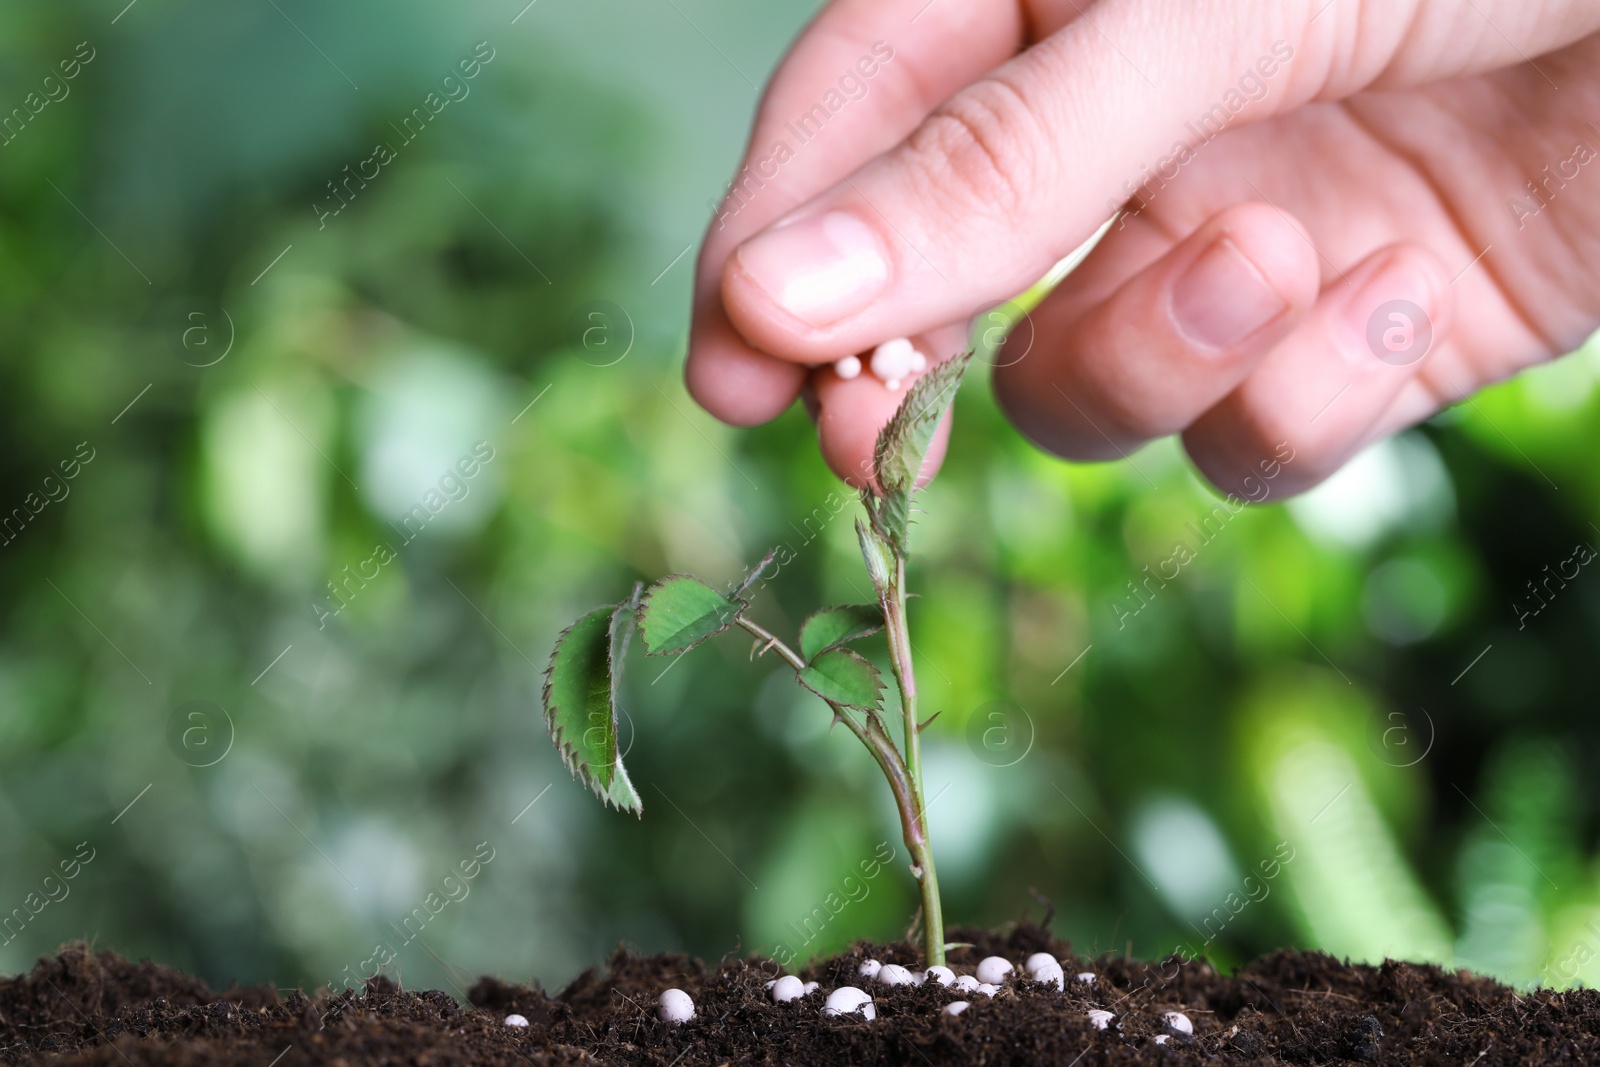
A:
[[2, 926, 1595, 1065]]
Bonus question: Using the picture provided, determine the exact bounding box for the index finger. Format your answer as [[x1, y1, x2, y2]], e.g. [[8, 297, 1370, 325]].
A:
[[685, 0, 1036, 427]]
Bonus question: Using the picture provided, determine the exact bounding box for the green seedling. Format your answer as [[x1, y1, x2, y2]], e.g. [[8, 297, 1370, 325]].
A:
[[541, 351, 972, 967]]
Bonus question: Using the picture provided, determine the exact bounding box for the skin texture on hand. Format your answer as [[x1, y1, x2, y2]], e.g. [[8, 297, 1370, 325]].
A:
[[685, 0, 1600, 496]]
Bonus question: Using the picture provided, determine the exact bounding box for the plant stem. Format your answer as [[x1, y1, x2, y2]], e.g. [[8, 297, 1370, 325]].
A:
[[880, 556, 944, 966], [736, 614, 917, 823], [739, 610, 943, 963], [734, 617, 807, 672], [885, 557, 920, 785]]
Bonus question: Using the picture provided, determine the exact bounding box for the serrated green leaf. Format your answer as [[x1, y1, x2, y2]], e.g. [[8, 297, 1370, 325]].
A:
[[873, 349, 972, 494], [797, 648, 884, 711], [870, 350, 972, 551], [870, 488, 911, 552], [639, 575, 745, 655], [543, 590, 643, 815], [799, 604, 883, 663]]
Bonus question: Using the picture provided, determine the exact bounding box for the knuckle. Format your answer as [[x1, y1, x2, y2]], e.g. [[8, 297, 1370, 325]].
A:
[[906, 76, 1040, 221]]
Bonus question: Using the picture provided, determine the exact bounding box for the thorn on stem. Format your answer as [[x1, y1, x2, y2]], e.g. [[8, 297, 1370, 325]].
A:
[[918, 711, 941, 732]]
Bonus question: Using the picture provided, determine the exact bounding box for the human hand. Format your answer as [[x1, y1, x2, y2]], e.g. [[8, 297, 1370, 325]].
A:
[[685, 0, 1600, 496]]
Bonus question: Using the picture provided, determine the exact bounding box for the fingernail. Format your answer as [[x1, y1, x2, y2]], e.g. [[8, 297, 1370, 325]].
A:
[[1171, 238, 1288, 350], [733, 211, 889, 327], [1342, 259, 1436, 367]]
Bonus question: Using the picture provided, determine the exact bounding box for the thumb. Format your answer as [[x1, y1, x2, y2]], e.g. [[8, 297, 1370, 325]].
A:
[[716, 0, 1318, 362]]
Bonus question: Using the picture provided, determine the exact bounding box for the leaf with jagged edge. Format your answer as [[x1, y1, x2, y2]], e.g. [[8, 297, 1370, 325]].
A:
[[639, 575, 746, 656], [874, 349, 973, 491], [797, 648, 884, 711], [543, 586, 643, 815], [799, 604, 884, 663], [869, 350, 973, 551], [867, 484, 910, 555]]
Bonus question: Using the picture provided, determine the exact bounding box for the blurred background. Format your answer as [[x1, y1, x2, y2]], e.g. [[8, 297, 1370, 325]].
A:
[[3, 0, 1600, 1000]]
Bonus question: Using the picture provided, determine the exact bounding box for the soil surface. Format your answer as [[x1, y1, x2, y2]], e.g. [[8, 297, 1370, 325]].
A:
[[2, 926, 1595, 1065]]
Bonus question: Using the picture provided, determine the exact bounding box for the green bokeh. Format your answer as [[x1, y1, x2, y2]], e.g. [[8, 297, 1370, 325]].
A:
[[3, 0, 1600, 999]]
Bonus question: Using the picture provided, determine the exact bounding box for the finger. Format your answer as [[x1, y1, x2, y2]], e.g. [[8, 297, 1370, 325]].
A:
[[1183, 242, 1455, 498], [717, 0, 1600, 368], [993, 201, 1322, 461], [686, 0, 1033, 426], [812, 323, 968, 487], [719, 0, 1312, 365]]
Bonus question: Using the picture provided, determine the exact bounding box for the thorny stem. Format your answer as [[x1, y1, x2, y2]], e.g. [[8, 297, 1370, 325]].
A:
[[734, 617, 806, 673], [885, 558, 920, 786], [880, 554, 944, 967], [738, 609, 944, 965]]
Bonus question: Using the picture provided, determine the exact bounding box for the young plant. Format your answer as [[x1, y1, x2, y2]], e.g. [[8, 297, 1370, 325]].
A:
[[541, 351, 971, 966]]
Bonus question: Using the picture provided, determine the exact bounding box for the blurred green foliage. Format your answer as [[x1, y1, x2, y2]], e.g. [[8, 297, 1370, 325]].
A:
[[3, 0, 1600, 998]]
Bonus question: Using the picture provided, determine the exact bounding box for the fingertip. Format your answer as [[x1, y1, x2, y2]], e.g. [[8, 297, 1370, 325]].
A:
[[1204, 201, 1322, 323], [813, 358, 953, 488], [815, 368, 889, 488], [720, 217, 884, 365], [1180, 421, 1296, 500], [993, 200, 1323, 462], [685, 304, 808, 427], [1182, 241, 1459, 501]]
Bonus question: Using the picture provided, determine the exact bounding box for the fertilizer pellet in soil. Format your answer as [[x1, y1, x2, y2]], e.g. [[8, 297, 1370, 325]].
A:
[[4, 925, 1600, 1065]]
